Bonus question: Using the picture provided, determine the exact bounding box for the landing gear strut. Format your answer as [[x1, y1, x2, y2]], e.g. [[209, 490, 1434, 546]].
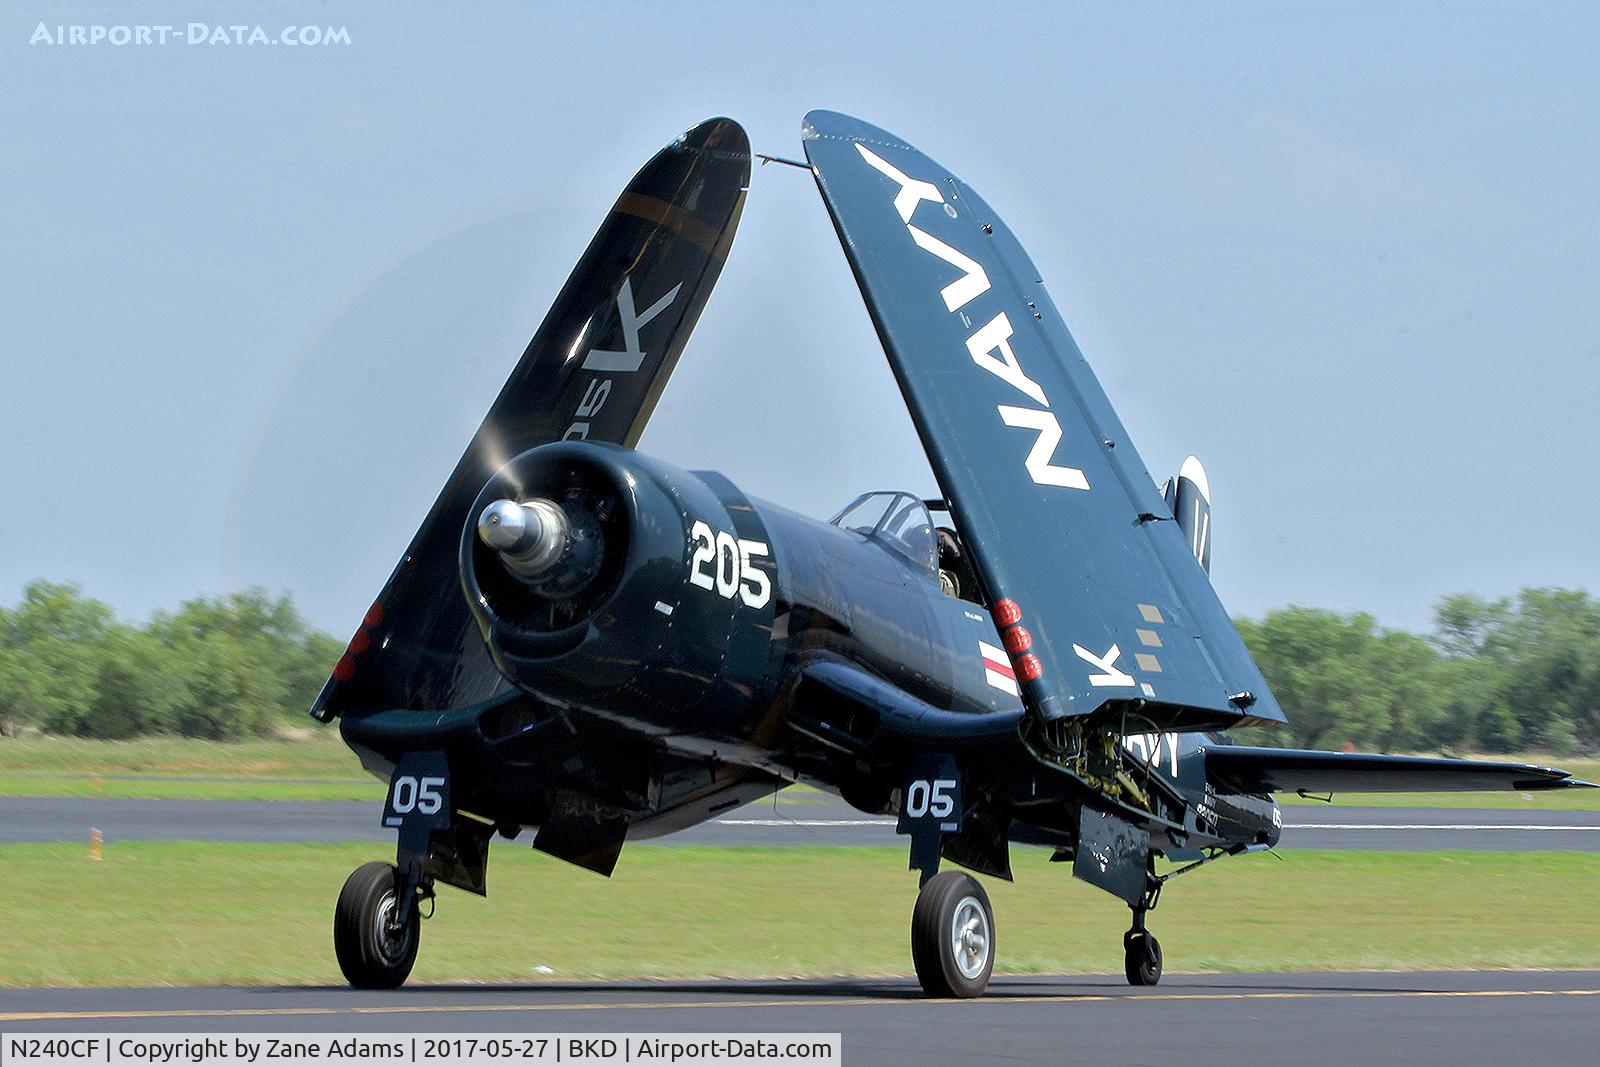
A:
[[1123, 856, 1163, 986], [334, 861, 426, 989], [911, 870, 995, 998]]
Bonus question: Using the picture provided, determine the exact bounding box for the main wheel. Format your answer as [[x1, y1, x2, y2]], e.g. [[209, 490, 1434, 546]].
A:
[[1124, 931, 1162, 986], [334, 861, 420, 989], [911, 871, 994, 998]]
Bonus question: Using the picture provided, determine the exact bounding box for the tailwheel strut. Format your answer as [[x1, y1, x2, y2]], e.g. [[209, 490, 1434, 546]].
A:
[[1123, 907, 1162, 986], [1119, 844, 1263, 987], [1123, 856, 1163, 986]]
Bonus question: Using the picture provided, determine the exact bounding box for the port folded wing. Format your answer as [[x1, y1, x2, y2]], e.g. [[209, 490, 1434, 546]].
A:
[[803, 110, 1280, 730], [1204, 746, 1595, 794], [313, 118, 750, 720]]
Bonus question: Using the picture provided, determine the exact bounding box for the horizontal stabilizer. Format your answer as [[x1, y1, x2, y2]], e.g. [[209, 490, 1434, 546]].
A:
[[1205, 746, 1596, 795]]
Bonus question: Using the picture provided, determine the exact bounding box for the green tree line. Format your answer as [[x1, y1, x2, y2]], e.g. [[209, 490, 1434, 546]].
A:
[[1238, 588, 1599, 753], [0, 580, 1595, 752], [0, 581, 342, 739]]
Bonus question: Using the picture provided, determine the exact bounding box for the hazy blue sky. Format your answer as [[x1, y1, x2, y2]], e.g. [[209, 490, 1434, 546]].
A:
[[4, 2, 1597, 637]]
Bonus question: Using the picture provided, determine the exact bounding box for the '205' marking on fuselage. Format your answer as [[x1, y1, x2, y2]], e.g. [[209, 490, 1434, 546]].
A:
[[687, 519, 771, 608]]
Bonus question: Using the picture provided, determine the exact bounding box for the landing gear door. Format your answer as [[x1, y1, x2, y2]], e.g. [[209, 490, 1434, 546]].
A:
[[1075, 807, 1150, 906], [897, 753, 962, 883]]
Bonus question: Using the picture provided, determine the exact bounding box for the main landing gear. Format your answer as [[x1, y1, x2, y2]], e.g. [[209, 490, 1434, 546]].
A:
[[334, 861, 426, 989], [911, 871, 995, 998]]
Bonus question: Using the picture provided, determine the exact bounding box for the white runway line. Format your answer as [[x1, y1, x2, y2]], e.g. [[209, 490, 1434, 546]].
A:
[[1288, 823, 1600, 832], [717, 818, 896, 827], [714, 817, 1600, 832]]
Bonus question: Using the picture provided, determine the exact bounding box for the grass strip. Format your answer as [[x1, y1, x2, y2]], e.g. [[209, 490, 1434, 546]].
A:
[[1, 842, 1596, 988], [0, 773, 379, 802], [0, 735, 376, 801]]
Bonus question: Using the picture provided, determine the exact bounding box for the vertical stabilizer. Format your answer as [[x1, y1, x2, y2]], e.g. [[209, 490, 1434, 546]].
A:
[[1164, 456, 1211, 574]]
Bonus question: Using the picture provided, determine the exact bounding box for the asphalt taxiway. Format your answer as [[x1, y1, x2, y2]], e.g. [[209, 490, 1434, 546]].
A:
[[2, 972, 1596, 1065], [4, 794, 1598, 850]]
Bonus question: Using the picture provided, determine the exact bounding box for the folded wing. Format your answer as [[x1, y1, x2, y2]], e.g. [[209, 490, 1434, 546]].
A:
[[803, 110, 1279, 730], [313, 118, 750, 720]]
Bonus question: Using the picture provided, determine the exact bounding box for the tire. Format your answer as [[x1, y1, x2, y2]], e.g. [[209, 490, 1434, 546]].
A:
[[334, 861, 420, 989], [911, 871, 994, 998], [1124, 931, 1162, 986]]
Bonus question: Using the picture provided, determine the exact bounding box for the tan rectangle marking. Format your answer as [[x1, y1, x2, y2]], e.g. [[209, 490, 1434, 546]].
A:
[[1137, 628, 1163, 648], [1135, 652, 1164, 673], [1138, 603, 1164, 624]]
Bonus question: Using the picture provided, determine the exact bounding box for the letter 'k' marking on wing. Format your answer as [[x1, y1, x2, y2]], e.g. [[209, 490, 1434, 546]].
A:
[[1073, 643, 1136, 688], [582, 277, 683, 373]]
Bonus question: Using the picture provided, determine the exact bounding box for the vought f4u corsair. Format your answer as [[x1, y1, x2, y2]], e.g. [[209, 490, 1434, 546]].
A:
[[313, 112, 1592, 997]]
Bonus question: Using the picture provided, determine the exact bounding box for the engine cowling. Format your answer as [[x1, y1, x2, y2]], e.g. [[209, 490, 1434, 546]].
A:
[[459, 440, 774, 736]]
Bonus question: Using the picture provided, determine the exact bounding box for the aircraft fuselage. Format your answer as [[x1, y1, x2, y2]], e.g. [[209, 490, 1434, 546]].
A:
[[339, 440, 1280, 870]]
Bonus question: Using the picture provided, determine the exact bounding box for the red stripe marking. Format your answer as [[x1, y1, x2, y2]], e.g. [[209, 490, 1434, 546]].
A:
[[983, 657, 1016, 680]]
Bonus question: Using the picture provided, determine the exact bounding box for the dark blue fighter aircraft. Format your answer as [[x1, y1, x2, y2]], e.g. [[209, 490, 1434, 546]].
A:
[[313, 112, 1592, 997]]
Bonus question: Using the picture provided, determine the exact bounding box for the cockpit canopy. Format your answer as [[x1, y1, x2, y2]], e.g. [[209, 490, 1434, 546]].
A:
[[829, 491, 937, 575]]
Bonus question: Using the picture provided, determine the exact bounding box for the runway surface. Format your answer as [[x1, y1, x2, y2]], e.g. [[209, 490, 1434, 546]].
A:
[[4, 794, 1599, 850], [2, 972, 1597, 1064]]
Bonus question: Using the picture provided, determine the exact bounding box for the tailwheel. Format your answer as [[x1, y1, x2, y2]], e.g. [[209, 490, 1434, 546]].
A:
[[334, 861, 421, 989], [911, 870, 994, 998], [1124, 929, 1162, 986]]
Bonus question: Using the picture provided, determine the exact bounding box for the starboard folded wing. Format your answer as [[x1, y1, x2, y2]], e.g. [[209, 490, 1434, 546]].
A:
[[1205, 746, 1596, 794], [803, 110, 1280, 730], [312, 118, 750, 720]]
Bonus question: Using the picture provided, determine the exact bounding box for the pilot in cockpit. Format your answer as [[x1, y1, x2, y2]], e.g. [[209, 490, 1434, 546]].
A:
[[936, 525, 981, 603]]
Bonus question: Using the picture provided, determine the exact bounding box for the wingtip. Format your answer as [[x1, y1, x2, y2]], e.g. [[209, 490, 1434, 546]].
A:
[[673, 116, 751, 160], [800, 109, 913, 152], [1516, 775, 1599, 791], [801, 108, 840, 141]]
